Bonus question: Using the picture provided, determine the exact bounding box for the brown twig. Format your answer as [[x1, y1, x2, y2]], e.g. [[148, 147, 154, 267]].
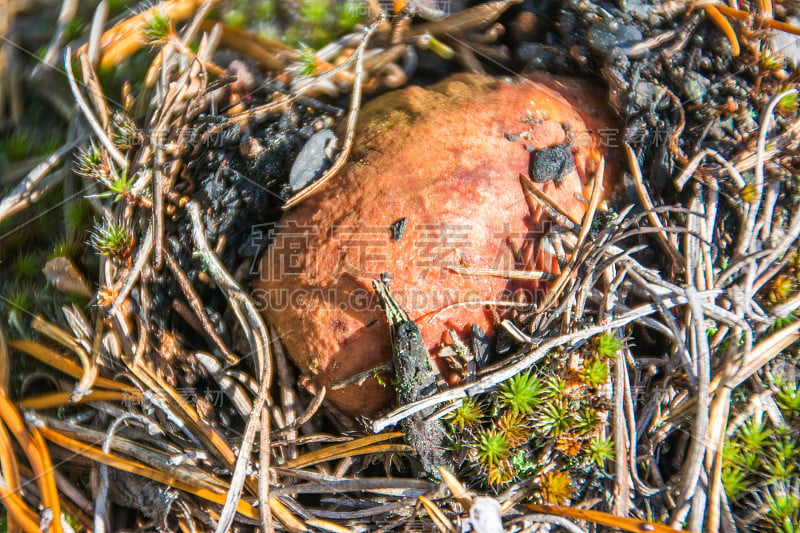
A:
[[163, 246, 237, 364], [282, 18, 382, 210]]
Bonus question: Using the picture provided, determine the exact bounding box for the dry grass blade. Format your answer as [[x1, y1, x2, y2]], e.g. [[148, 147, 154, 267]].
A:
[[268, 498, 307, 533], [669, 287, 711, 528], [419, 495, 457, 533], [38, 426, 260, 519], [0, 416, 22, 531], [439, 467, 472, 508], [199, 21, 295, 70], [712, 3, 800, 34], [0, 325, 10, 396], [64, 48, 127, 167], [0, 137, 84, 225], [665, 319, 800, 426], [186, 201, 270, 379], [42, 417, 230, 492], [110, 223, 155, 315], [0, 397, 64, 533], [29, 430, 65, 532], [528, 158, 606, 317], [427, 300, 529, 321], [624, 143, 684, 266], [762, 16, 800, 35], [524, 504, 683, 533], [518, 173, 581, 228], [0, 476, 41, 533], [705, 384, 731, 533], [282, 444, 413, 470], [87, 0, 109, 67], [373, 309, 667, 431], [31, 315, 83, 355], [259, 409, 273, 533], [574, 156, 604, 253], [7, 339, 137, 392], [305, 519, 356, 533], [32, 314, 99, 400], [703, 5, 739, 56], [727, 320, 800, 389], [214, 365, 271, 533], [6, 1, 800, 530], [76, 0, 220, 70], [17, 390, 142, 410], [163, 248, 237, 364], [737, 89, 796, 258], [78, 50, 110, 128], [152, 146, 165, 271], [280, 432, 404, 469], [447, 266, 555, 281], [271, 387, 327, 436], [410, 0, 522, 37], [130, 363, 238, 467]]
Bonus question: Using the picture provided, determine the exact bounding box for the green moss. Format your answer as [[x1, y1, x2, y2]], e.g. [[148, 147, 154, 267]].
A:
[[297, 47, 318, 76], [223, 9, 248, 28], [473, 428, 510, 468], [254, 0, 277, 20], [3, 290, 32, 315], [775, 378, 800, 415], [282, 0, 365, 49], [337, 0, 363, 31], [142, 10, 172, 44], [89, 220, 132, 258], [2, 129, 33, 161], [12, 252, 39, 279], [763, 486, 800, 531], [499, 371, 542, 415], [50, 238, 79, 260], [721, 465, 748, 501], [777, 91, 799, 115], [580, 360, 610, 389], [64, 16, 87, 42], [544, 376, 566, 398], [97, 168, 135, 203], [574, 407, 602, 435], [594, 331, 624, 359], [510, 448, 538, 478], [534, 400, 572, 437], [300, 0, 329, 26], [447, 398, 483, 430], [587, 435, 614, 467], [110, 113, 138, 151], [739, 418, 772, 452], [723, 404, 800, 531]]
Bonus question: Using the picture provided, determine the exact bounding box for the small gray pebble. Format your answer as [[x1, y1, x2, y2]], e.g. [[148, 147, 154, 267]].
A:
[[587, 19, 643, 54], [465, 497, 503, 533], [289, 129, 337, 191]]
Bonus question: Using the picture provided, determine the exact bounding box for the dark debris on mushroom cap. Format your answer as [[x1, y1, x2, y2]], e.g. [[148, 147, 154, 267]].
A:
[[528, 143, 575, 185]]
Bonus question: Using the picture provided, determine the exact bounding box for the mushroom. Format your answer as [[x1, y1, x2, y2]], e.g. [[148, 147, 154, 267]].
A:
[[255, 73, 620, 416]]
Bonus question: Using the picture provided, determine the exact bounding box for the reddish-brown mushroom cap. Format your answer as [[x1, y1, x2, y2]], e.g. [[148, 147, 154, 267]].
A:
[[256, 73, 620, 416]]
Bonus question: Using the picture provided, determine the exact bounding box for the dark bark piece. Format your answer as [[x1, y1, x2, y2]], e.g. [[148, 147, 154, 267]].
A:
[[372, 279, 451, 478]]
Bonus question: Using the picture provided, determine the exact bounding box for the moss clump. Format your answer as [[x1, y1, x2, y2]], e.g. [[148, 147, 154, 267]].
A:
[[442, 332, 619, 496], [722, 374, 800, 532]]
